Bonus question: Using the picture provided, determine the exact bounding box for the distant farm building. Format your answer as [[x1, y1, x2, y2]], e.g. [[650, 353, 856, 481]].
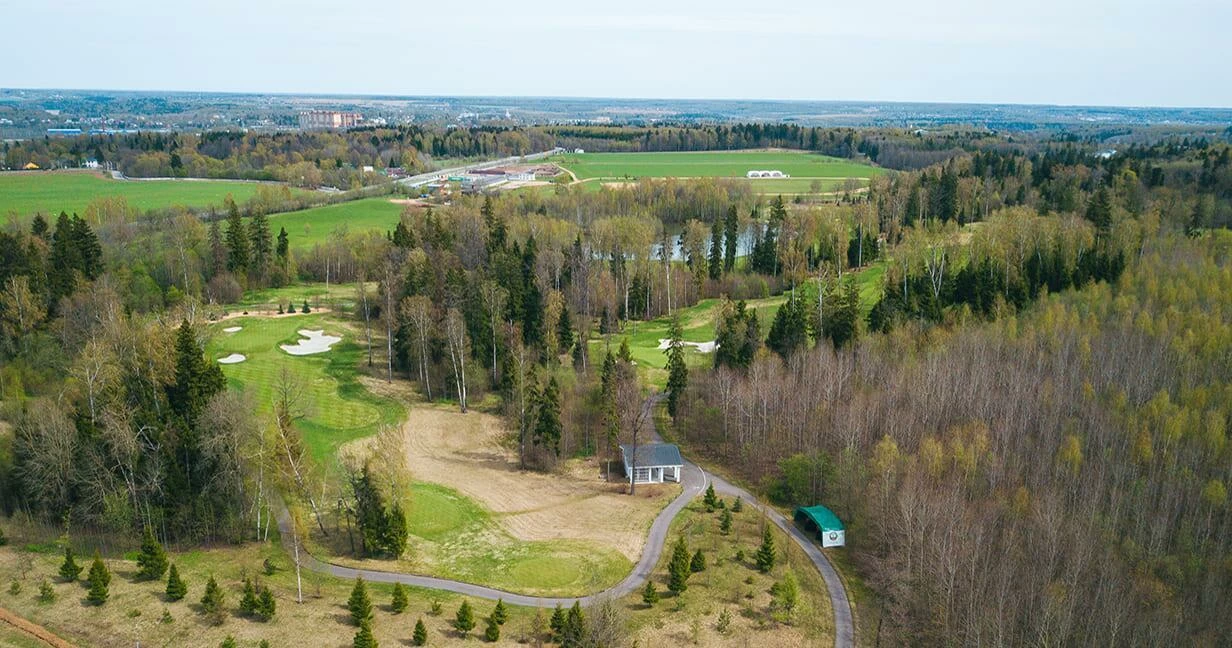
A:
[[795, 505, 845, 547], [460, 173, 508, 194], [746, 170, 787, 178], [574, 148, 585, 154], [620, 443, 684, 485], [299, 110, 363, 130]]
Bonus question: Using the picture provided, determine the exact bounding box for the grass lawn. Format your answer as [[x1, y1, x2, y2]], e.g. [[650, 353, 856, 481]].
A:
[[0, 171, 298, 222], [623, 499, 834, 647], [551, 150, 881, 181], [269, 198, 405, 252], [207, 312, 403, 464], [233, 282, 360, 310]]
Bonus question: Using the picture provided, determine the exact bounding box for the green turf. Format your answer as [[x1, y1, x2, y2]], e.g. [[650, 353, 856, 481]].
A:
[[403, 482, 632, 596], [551, 150, 881, 181], [0, 171, 297, 221], [234, 282, 359, 309], [207, 313, 403, 464], [269, 198, 405, 252]]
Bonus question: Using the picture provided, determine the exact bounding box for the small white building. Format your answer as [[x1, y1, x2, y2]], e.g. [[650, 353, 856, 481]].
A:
[[574, 148, 585, 154], [621, 443, 684, 485], [82, 158, 100, 169], [746, 170, 787, 178]]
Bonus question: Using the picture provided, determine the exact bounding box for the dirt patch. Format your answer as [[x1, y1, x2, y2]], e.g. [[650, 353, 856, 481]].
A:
[[0, 607, 76, 648], [348, 406, 676, 562]]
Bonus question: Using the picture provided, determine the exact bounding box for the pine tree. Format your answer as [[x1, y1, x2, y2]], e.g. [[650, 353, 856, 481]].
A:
[[723, 205, 738, 273], [767, 293, 808, 359], [668, 536, 691, 594], [708, 216, 723, 280], [484, 616, 500, 642], [557, 306, 574, 353], [412, 618, 428, 646], [348, 577, 373, 626], [703, 483, 718, 511], [491, 598, 508, 625], [165, 563, 188, 601], [690, 549, 707, 573], [59, 547, 82, 582], [136, 526, 168, 581], [732, 497, 743, 513], [720, 508, 733, 535], [201, 575, 226, 623], [352, 619, 379, 648], [249, 211, 273, 279], [208, 219, 227, 278], [755, 525, 777, 573], [642, 580, 660, 606], [390, 582, 408, 613], [86, 552, 110, 605], [454, 599, 475, 636], [224, 198, 250, 273], [276, 226, 290, 265]]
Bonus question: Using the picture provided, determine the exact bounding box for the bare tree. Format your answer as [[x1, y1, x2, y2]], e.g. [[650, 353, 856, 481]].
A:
[[444, 308, 469, 413], [479, 280, 508, 383], [400, 295, 434, 400]]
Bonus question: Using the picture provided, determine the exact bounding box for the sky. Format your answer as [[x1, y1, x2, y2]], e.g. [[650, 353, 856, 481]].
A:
[[4, 0, 1231, 108]]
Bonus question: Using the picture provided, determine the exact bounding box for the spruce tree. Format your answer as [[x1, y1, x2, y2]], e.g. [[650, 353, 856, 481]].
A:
[[136, 526, 168, 581], [691, 549, 707, 573], [723, 205, 738, 272], [59, 547, 82, 582], [755, 525, 777, 573], [562, 602, 585, 648], [165, 563, 188, 601], [642, 580, 660, 606], [668, 536, 691, 594], [557, 306, 574, 352], [208, 219, 227, 278], [483, 616, 500, 642], [86, 552, 110, 605], [454, 599, 475, 636], [256, 585, 276, 621], [390, 581, 408, 613], [549, 604, 565, 641], [720, 507, 733, 535], [708, 216, 723, 280], [491, 598, 508, 625], [665, 315, 688, 419], [533, 377, 563, 456], [348, 577, 373, 626], [224, 199, 249, 273], [703, 483, 718, 511], [249, 211, 273, 279], [352, 619, 378, 648], [240, 576, 259, 615], [412, 618, 428, 646], [276, 226, 290, 265], [732, 497, 743, 513], [220, 636, 238, 648], [201, 575, 226, 623]]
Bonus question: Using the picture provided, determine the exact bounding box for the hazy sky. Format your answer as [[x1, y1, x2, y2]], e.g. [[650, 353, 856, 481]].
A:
[[4, 0, 1230, 107]]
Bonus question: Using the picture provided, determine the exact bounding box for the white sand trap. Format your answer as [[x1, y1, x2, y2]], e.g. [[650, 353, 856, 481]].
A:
[[656, 339, 719, 353], [217, 353, 247, 364], [222, 326, 242, 333], [280, 329, 342, 356]]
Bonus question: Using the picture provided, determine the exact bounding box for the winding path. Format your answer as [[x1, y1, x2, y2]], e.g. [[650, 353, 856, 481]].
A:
[[275, 398, 854, 647]]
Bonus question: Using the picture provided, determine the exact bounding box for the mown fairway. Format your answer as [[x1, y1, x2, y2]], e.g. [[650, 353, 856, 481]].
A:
[[269, 198, 405, 252], [0, 171, 293, 221], [552, 150, 881, 181], [207, 313, 402, 463]]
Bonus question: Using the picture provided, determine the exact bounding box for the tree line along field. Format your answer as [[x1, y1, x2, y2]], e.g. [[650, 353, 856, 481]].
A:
[[0, 171, 303, 221], [550, 150, 882, 181]]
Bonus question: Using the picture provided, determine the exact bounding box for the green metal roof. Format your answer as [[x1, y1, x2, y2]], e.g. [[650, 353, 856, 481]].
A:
[[795, 505, 844, 531]]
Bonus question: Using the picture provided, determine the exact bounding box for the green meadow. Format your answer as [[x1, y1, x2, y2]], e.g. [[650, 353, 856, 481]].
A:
[[207, 313, 403, 463], [551, 149, 881, 181], [0, 171, 294, 221], [269, 197, 406, 252]]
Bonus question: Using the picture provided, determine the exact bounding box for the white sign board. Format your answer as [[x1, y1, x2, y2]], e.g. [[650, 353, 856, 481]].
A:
[[822, 529, 845, 548]]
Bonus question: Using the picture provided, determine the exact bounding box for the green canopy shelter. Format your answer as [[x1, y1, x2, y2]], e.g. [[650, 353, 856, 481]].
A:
[[794, 505, 845, 547]]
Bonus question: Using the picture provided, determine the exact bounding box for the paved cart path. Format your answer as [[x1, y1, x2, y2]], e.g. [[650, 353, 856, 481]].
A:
[[275, 397, 853, 647]]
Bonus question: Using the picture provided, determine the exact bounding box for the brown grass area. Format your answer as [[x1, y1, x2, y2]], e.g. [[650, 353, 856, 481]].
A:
[[346, 404, 677, 561], [0, 606, 76, 647]]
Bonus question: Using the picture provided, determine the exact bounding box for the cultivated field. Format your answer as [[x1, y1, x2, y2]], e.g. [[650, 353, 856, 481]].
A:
[[0, 171, 296, 221], [269, 198, 406, 252], [551, 150, 881, 181], [328, 405, 678, 596]]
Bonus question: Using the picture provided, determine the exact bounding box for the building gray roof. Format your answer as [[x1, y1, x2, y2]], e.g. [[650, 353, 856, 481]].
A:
[[620, 443, 683, 468]]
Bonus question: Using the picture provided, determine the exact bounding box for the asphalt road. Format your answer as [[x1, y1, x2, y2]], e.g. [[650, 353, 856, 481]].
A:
[[275, 397, 854, 647]]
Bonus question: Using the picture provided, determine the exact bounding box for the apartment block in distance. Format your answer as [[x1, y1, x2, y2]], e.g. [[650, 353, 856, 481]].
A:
[[299, 110, 363, 130]]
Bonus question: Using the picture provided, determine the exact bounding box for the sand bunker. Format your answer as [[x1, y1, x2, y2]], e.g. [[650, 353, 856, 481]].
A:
[[656, 339, 718, 353], [280, 329, 342, 356], [217, 353, 247, 364], [222, 326, 242, 333]]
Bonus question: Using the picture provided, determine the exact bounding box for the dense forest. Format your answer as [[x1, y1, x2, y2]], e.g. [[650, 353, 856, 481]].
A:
[[2, 124, 1231, 645]]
